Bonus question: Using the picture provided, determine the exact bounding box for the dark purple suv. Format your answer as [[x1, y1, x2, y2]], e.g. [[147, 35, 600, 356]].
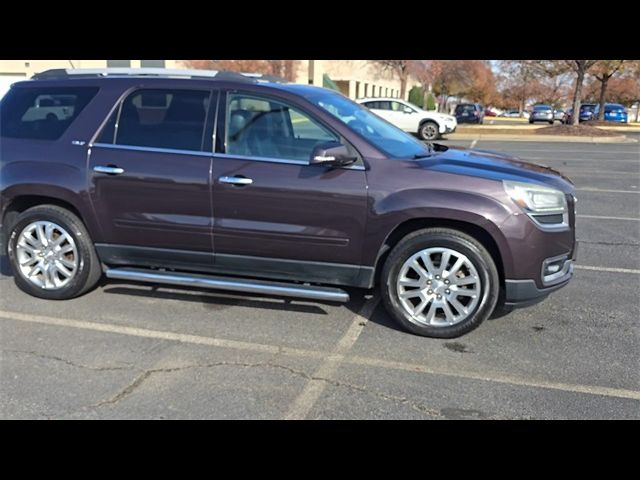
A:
[[0, 68, 577, 338]]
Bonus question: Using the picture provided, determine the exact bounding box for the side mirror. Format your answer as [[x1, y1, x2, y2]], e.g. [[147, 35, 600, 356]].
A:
[[310, 141, 357, 167], [403, 107, 413, 114]]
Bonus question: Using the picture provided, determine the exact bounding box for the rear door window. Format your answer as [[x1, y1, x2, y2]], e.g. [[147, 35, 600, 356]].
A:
[[97, 88, 213, 152], [1, 86, 98, 140]]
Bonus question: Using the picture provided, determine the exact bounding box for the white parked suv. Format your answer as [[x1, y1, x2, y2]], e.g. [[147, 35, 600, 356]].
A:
[[357, 97, 457, 141]]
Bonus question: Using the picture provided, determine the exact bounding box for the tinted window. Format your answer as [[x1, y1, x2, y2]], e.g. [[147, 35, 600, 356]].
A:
[[226, 93, 338, 161], [1, 86, 98, 140], [99, 89, 211, 151], [365, 101, 392, 111], [534, 105, 552, 111]]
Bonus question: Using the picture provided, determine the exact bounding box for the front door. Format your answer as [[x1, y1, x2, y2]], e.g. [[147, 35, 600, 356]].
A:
[[88, 87, 216, 269], [211, 91, 368, 284]]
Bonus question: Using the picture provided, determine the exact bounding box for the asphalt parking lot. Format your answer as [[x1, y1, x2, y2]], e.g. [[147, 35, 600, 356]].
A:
[[1, 138, 639, 420]]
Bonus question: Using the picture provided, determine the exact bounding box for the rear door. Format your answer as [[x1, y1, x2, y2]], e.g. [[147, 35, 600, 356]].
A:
[[88, 87, 216, 269], [210, 90, 368, 283]]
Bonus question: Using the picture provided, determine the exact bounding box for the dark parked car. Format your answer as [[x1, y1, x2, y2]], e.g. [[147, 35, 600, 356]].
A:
[[454, 103, 484, 124], [565, 103, 598, 124], [529, 104, 554, 124], [0, 68, 577, 338]]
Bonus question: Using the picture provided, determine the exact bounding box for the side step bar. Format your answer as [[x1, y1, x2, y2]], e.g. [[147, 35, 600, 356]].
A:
[[105, 267, 350, 303]]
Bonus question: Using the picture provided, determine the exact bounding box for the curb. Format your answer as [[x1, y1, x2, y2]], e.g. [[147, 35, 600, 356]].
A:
[[446, 133, 638, 144]]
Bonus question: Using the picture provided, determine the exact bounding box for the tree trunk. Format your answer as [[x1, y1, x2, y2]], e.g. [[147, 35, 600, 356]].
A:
[[400, 75, 407, 99], [597, 76, 609, 121], [571, 65, 585, 126]]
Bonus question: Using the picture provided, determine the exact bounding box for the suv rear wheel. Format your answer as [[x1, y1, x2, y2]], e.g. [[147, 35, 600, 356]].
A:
[[418, 121, 440, 141], [381, 228, 499, 338], [6, 205, 102, 300]]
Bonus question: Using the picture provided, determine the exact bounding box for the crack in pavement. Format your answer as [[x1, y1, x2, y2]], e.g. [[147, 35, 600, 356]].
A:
[[5, 348, 520, 419], [89, 358, 465, 420], [91, 361, 318, 408], [2, 349, 136, 372]]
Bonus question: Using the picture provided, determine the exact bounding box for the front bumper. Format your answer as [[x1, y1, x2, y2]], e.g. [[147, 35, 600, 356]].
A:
[[504, 247, 577, 307]]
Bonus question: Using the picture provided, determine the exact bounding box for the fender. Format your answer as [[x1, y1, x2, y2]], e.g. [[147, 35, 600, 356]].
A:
[[363, 188, 516, 278]]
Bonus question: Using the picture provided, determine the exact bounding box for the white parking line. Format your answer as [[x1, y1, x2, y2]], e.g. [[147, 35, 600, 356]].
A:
[[1, 308, 639, 402], [578, 215, 640, 221], [0, 310, 325, 359], [284, 296, 379, 420], [470, 139, 478, 148], [575, 265, 640, 275], [576, 188, 640, 194]]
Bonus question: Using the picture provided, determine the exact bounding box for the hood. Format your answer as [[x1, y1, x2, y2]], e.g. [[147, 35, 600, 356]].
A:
[[413, 147, 575, 193]]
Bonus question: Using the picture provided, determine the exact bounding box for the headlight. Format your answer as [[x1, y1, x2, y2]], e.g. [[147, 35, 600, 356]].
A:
[[503, 180, 568, 228]]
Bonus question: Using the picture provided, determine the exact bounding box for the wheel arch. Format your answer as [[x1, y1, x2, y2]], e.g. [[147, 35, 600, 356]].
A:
[[1, 192, 100, 250], [372, 217, 507, 290]]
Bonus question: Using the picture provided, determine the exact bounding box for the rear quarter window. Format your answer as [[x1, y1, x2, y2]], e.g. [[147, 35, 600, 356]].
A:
[[1, 86, 99, 140]]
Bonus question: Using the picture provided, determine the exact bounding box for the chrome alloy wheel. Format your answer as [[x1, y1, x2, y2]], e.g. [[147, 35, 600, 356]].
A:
[[15, 221, 79, 290], [421, 123, 438, 139], [396, 247, 482, 327]]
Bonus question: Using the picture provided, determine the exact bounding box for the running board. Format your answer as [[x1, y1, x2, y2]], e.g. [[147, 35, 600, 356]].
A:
[[105, 267, 350, 303]]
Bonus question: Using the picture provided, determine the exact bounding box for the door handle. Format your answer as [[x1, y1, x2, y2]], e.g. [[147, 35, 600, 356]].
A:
[[94, 165, 125, 175], [219, 176, 253, 186]]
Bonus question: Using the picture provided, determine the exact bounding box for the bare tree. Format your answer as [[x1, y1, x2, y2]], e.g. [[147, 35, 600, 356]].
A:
[[592, 60, 625, 120], [498, 61, 541, 115], [371, 60, 412, 98]]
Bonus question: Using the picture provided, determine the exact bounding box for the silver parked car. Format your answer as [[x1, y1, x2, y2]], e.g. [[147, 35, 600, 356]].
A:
[[529, 104, 554, 124], [553, 109, 565, 122]]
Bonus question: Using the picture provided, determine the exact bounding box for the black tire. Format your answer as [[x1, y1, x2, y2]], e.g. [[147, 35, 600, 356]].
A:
[[380, 228, 500, 338], [548, 120, 553, 125], [418, 121, 440, 141], [6, 205, 102, 300], [529, 120, 534, 124]]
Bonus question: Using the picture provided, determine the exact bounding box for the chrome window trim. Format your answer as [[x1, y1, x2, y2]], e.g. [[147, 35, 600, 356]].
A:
[[214, 153, 365, 170], [91, 142, 213, 157]]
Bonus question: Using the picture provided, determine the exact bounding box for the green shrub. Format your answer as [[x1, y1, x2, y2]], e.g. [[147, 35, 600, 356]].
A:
[[322, 74, 340, 92], [408, 86, 425, 108], [425, 92, 437, 111]]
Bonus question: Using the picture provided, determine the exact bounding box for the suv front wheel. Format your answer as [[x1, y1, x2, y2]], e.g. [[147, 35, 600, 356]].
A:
[[381, 228, 499, 338], [7, 205, 102, 300], [418, 121, 440, 141]]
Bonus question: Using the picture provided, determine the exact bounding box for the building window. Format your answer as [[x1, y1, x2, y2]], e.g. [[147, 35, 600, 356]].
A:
[[141, 60, 166, 68], [107, 60, 131, 68]]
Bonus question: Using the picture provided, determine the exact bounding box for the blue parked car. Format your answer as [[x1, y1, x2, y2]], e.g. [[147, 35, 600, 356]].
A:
[[594, 103, 628, 123]]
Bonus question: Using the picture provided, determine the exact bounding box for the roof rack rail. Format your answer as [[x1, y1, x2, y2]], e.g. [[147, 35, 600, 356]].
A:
[[31, 68, 287, 83]]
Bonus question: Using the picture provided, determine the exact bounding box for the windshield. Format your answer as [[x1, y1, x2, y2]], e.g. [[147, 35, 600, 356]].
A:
[[306, 90, 431, 158], [534, 105, 551, 111]]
